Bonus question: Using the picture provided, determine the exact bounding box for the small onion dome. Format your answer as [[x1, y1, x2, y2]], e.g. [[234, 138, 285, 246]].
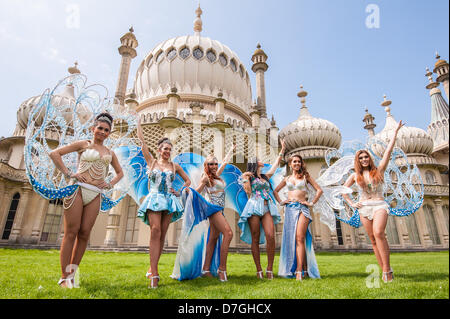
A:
[[279, 86, 342, 152], [434, 53, 448, 72], [375, 95, 433, 155], [17, 70, 91, 129]]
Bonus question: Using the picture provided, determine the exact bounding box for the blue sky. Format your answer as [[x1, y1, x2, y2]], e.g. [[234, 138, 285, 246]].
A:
[[0, 0, 448, 141]]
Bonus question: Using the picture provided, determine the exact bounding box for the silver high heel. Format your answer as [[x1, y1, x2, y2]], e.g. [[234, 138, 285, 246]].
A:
[[218, 269, 228, 282], [266, 269, 274, 280], [149, 275, 160, 289], [58, 278, 73, 289], [295, 271, 304, 281], [256, 271, 264, 279], [382, 268, 394, 283]]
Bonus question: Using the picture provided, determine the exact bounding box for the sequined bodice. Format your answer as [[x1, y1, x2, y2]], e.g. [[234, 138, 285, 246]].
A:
[[78, 148, 111, 180], [286, 177, 307, 192], [250, 178, 271, 200], [357, 181, 384, 201], [206, 179, 226, 207], [147, 168, 175, 194]]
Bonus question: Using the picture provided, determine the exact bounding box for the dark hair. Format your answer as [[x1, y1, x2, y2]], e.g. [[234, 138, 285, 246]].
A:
[[95, 112, 113, 129], [246, 157, 273, 191], [158, 137, 172, 149]]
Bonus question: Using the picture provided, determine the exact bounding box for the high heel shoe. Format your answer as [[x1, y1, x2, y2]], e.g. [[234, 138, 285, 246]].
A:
[[265, 269, 274, 280], [382, 268, 394, 283], [148, 275, 160, 289], [295, 271, 304, 281], [256, 271, 264, 279], [57, 278, 73, 289], [218, 269, 228, 282], [201, 270, 213, 278]]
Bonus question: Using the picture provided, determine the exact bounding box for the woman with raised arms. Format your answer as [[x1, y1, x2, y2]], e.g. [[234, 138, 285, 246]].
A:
[[136, 116, 191, 288], [341, 121, 404, 283]]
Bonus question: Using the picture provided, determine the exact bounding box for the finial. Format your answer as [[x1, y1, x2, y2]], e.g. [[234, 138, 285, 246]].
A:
[[68, 61, 80, 74], [436, 51, 441, 60], [271, 114, 277, 127], [129, 26, 134, 33], [381, 94, 392, 115], [257, 43, 261, 49], [194, 4, 203, 34]]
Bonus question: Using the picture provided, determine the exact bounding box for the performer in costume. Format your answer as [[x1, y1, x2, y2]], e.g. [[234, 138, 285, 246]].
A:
[[49, 113, 124, 288], [239, 140, 286, 280], [273, 154, 323, 280], [136, 117, 192, 288], [195, 146, 235, 282], [341, 121, 404, 283], [25, 74, 140, 288]]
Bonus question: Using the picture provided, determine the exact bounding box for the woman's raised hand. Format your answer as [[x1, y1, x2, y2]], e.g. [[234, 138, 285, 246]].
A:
[[395, 120, 405, 133]]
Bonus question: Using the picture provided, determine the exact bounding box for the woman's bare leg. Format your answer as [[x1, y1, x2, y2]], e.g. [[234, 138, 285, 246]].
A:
[[147, 211, 162, 277], [372, 209, 391, 275], [60, 191, 83, 284], [261, 212, 275, 276], [295, 213, 309, 277], [205, 212, 233, 280], [248, 215, 263, 274], [70, 195, 101, 267], [361, 216, 384, 269], [202, 220, 220, 277]]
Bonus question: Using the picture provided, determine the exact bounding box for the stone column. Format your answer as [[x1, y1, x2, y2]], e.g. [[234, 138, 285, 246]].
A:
[[433, 198, 449, 245], [30, 197, 50, 244], [104, 195, 128, 247], [8, 187, 32, 244], [416, 209, 434, 247], [214, 93, 226, 122], [0, 189, 12, 235], [394, 216, 412, 248], [167, 88, 180, 118]]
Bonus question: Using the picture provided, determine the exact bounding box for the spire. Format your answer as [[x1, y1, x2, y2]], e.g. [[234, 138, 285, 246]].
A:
[[298, 85, 311, 118], [380, 94, 398, 131], [433, 52, 449, 101], [194, 4, 203, 36]]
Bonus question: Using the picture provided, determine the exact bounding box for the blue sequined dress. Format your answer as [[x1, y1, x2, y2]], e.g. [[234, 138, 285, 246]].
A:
[[237, 177, 281, 244], [137, 168, 184, 224]]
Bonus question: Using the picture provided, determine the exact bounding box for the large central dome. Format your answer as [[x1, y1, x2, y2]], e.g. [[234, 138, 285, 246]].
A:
[[134, 34, 252, 113]]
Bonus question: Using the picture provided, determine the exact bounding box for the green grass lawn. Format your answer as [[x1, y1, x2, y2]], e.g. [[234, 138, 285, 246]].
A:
[[0, 248, 448, 299]]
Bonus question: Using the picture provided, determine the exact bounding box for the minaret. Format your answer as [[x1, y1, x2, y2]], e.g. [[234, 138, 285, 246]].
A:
[[425, 67, 449, 151], [251, 44, 269, 118], [115, 27, 138, 105], [363, 108, 376, 137], [433, 53, 449, 101]]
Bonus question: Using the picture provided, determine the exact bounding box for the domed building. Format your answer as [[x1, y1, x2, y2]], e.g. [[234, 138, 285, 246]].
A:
[[0, 7, 448, 251]]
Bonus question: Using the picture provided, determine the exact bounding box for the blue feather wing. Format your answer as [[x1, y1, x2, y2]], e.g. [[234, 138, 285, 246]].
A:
[[221, 164, 247, 215]]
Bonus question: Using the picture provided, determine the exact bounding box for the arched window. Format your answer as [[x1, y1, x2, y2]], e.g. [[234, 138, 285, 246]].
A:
[[40, 199, 63, 243], [335, 217, 344, 246], [423, 205, 441, 245], [124, 199, 139, 243], [405, 214, 421, 245], [2, 193, 20, 240], [425, 170, 436, 184]]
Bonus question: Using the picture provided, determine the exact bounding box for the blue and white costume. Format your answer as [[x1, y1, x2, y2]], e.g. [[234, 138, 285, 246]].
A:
[[278, 202, 320, 279], [238, 177, 281, 244], [323, 138, 424, 228], [137, 163, 184, 224], [277, 176, 320, 278]]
